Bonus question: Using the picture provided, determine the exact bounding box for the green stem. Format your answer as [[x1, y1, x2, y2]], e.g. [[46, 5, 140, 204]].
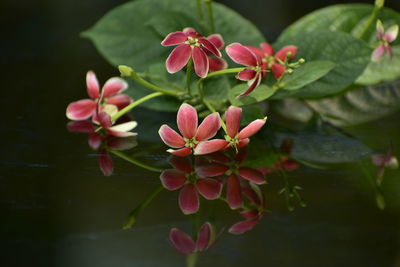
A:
[[186, 59, 193, 96], [357, 2, 383, 39], [112, 92, 163, 122], [123, 185, 164, 229], [205, 0, 215, 32], [137, 73, 184, 92], [196, 0, 204, 21], [203, 67, 245, 79], [109, 149, 164, 172]]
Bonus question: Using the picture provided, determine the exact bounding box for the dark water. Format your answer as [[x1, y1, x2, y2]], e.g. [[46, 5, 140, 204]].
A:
[[2, 0, 400, 266]]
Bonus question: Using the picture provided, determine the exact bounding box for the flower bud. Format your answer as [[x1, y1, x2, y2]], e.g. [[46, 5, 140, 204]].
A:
[[119, 65, 135, 77]]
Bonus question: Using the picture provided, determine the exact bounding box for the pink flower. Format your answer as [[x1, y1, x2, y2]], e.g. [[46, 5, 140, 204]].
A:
[[161, 28, 223, 78], [66, 71, 132, 121], [158, 103, 224, 157], [169, 222, 217, 254], [97, 110, 138, 138], [160, 156, 227, 214], [194, 106, 267, 155], [372, 20, 399, 61], [372, 147, 398, 180], [206, 34, 228, 72], [226, 42, 297, 97]]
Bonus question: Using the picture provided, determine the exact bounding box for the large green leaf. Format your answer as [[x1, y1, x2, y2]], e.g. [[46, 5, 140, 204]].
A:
[[272, 30, 371, 99]]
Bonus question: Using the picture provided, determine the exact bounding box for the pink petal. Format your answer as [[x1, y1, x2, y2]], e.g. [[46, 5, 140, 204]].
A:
[[237, 138, 250, 148], [167, 147, 192, 157], [67, 120, 94, 133], [66, 99, 97, 120], [102, 77, 128, 98], [159, 124, 186, 148], [106, 94, 133, 110], [227, 174, 243, 209], [161, 31, 188, 46], [237, 75, 261, 98], [183, 27, 202, 38], [169, 228, 196, 254], [208, 57, 228, 72], [207, 34, 224, 50], [98, 112, 113, 128], [98, 150, 113, 176], [166, 44, 192, 74], [225, 106, 242, 138], [168, 156, 193, 174], [106, 136, 138, 150], [238, 118, 266, 139], [275, 45, 298, 61], [177, 103, 198, 139], [199, 38, 222, 57], [371, 45, 386, 61], [195, 112, 221, 141], [245, 46, 264, 62], [196, 164, 229, 177], [194, 139, 229, 155], [192, 46, 209, 78], [196, 178, 223, 200], [195, 222, 212, 251], [226, 43, 258, 67], [260, 43, 274, 56], [88, 133, 102, 150], [282, 160, 299, 171], [179, 184, 199, 214], [238, 167, 266, 184], [240, 209, 259, 219], [86, 71, 100, 99], [376, 20, 385, 40], [271, 63, 286, 79], [228, 217, 260, 235], [385, 25, 399, 43], [236, 69, 257, 81], [160, 169, 187, 190], [241, 184, 263, 206]]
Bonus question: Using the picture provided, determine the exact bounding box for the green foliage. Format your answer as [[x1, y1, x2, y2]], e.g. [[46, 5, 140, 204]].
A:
[[229, 84, 276, 106]]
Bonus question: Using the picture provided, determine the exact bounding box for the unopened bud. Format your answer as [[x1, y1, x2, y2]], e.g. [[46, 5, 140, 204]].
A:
[[286, 52, 292, 59], [298, 58, 305, 64], [286, 68, 294, 74], [119, 65, 135, 77]]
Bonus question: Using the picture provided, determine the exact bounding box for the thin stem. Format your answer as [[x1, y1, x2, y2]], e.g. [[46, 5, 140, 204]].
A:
[[137, 73, 184, 92], [205, 0, 215, 32], [109, 149, 164, 172], [196, 0, 204, 21], [186, 59, 193, 96], [203, 67, 245, 79], [112, 92, 163, 122], [357, 2, 383, 39]]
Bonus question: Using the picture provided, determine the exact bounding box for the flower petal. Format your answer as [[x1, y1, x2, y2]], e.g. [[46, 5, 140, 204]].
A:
[[225, 106, 242, 138], [196, 163, 229, 177], [196, 178, 223, 200], [227, 174, 243, 209], [98, 150, 113, 176], [238, 118, 267, 139], [236, 69, 257, 81], [228, 217, 260, 235], [169, 228, 196, 254], [208, 57, 228, 72], [237, 138, 250, 148], [385, 24, 399, 43], [192, 46, 209, 78], [161, 31, 188, 46], [275, 45, 297, 61], [66, 99, 97, 121], [271, 63, 286, 79], [108, 121, 138, 137], [168, 156, 193, 173], [199, 38, 222, 57], [237, 75, 261, 98], [167, 147, 192, 157], [67, 120, 94, 133], [102, 77, 128, 98], [245, 46, 264, 62], [179, 184, 199, 215], [376, 20, 385, 40], [226, 43, 258, 67], [240, 209, 259, 219], [106, 94, 133, 110], [166, 44, 192, 73], [260, 42, 274, 56], [207, 34, 224, 50], [194, 139, 229, 155], [159, 124, 186, 148], [238, 167, 266, 184], [371, 45, 386, 62], [195, 112, 221, 141], [98, 112, 113, 128], [177, 103, 198, 139], [195, 222, 212, 251], [107, 136, 138, 151], [160, 169, 187, 190], [88, 133, 102, 150], [86, 71, 100, 99]]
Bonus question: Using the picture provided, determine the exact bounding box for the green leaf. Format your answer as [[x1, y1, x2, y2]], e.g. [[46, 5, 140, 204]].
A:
[[229, 84, 276, 106], [280, 60, 336, 90], [273, 30, 371, 99], [202, 76, 230, 111]]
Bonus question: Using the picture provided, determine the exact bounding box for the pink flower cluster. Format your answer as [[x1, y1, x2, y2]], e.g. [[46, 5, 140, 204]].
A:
[[158, 104, 267, 157], [372, 20, 398, 61]]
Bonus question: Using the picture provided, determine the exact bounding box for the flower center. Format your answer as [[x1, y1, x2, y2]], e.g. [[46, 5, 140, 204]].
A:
[[185, 36, 201, 47], [184, 137, 199, 149]]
